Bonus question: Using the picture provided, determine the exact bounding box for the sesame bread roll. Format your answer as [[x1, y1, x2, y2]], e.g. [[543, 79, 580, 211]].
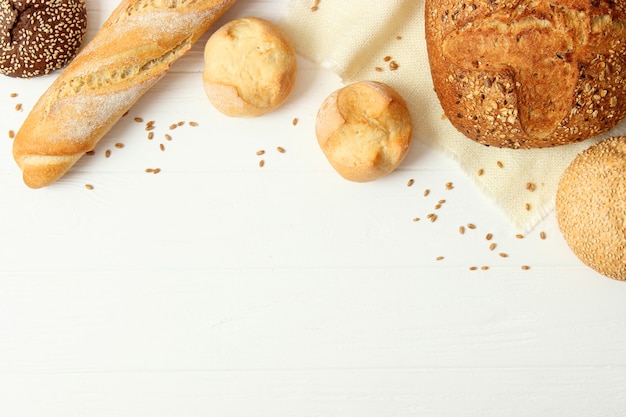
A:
[[0, 0, 87, 78], [13, 0, 237, 188], [556, 136, 626, 281]]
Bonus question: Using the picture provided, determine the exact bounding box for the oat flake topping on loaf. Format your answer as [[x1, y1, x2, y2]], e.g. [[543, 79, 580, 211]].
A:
[[425, 0, 626, 148]]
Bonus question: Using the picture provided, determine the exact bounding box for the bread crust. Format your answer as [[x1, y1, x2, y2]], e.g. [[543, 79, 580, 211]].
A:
[[13, 0, 237, 188], [425, 0, 626, 148], [315, 81, 413, 183], [556, 136, 626, 280], [202, 17, 297, 117], [0, 0, 87, 78]]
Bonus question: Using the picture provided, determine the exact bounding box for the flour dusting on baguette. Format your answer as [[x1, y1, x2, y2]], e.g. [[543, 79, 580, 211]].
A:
[[13, 0, 237, 188]]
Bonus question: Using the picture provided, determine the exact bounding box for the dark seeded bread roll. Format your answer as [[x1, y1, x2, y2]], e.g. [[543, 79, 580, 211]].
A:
[[0, 0, 87, 78], [425, 0, 626, 148]]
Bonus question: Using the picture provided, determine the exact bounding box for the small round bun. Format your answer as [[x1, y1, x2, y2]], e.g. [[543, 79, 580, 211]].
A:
[[1, 0, 87, 78], [556, 136, 626, 281], [202, 17, 297, 117], [315, 81, 413, 183]]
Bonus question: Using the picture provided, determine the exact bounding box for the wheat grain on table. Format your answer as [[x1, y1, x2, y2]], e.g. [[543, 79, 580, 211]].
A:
[[1, 1, 626, 416]]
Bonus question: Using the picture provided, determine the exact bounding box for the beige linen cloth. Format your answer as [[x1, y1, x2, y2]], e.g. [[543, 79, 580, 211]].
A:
[[279, 0, 626, 232]]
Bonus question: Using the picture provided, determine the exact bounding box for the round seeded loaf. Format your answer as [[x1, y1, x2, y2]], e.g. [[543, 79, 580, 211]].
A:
[[425, 0, 626, 148], [556, 136, 626, 281]]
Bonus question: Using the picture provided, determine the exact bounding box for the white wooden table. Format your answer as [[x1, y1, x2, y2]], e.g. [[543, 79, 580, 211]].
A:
[[1, 1, 626, 416]]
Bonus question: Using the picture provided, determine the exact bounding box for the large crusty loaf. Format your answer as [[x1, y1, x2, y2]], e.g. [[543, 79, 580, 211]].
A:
[[425, 0, 626, 149], [13, 0, 237, 188]]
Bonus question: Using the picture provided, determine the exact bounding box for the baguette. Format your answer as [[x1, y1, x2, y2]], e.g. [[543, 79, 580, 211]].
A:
[[13, 0, 237, 188]]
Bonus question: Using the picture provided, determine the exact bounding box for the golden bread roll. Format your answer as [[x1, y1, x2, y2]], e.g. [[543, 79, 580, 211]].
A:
[[202, 17, 297, 117], [556, 136, 626, 281], [315, 81, 413, 183], [425, 0, 626, 148], [12, 0, 237, 188]]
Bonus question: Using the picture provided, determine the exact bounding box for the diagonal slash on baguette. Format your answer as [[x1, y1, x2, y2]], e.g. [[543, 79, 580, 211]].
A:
[[13, 0, 237, 188]]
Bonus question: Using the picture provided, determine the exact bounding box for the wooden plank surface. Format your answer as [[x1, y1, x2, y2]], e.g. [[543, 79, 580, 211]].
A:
[[1, 1, 626, 416]]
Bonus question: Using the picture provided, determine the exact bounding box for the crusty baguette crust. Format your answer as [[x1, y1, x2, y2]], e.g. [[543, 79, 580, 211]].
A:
[[425, 0, 626, 149], [13, 0, 237, 188]]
